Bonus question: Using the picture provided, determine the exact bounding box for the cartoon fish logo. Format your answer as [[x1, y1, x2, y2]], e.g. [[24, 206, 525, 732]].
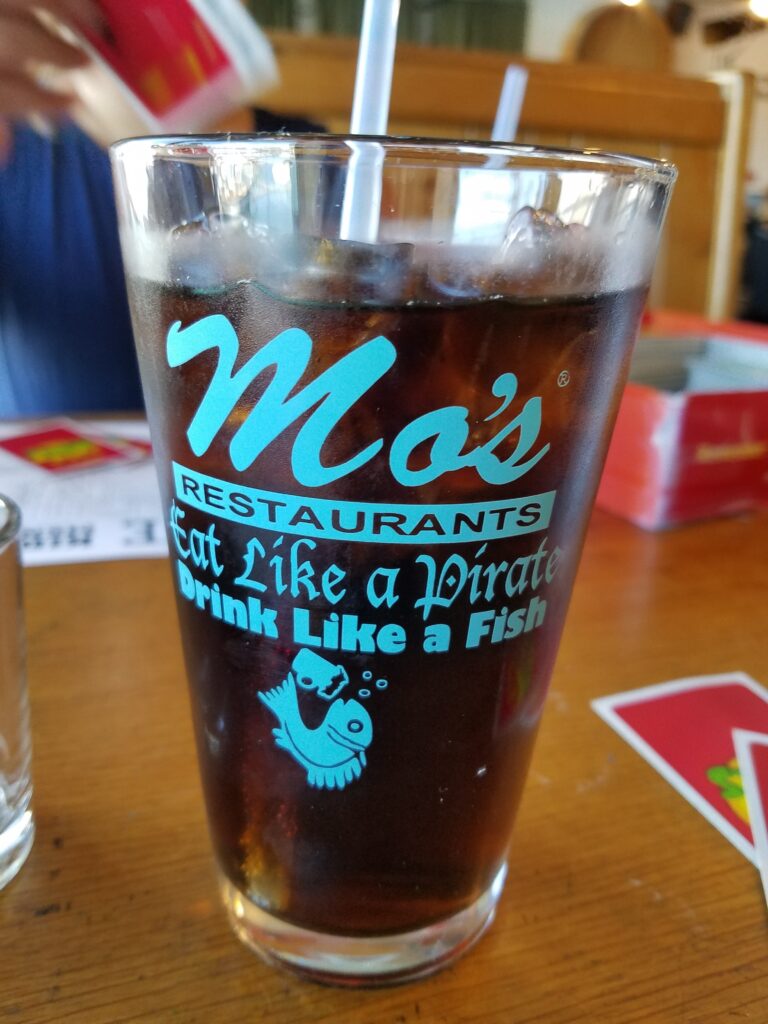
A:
[[259, 671, 373, 790]]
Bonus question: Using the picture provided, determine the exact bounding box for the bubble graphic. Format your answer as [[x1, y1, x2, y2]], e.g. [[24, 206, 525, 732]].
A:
[[376, 679, 388, 690], [359, 689, 371, 698], [362, 671, 373, 681]]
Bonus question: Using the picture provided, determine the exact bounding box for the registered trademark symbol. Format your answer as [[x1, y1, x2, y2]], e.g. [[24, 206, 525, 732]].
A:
[[557, 370, 570, 387]]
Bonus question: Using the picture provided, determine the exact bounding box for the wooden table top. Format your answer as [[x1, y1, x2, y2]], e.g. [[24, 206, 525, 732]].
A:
[[2, 508, 767, 1023]]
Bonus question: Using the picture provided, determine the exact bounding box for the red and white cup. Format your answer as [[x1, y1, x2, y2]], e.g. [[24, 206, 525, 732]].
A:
[[65, 0, 278, 146]]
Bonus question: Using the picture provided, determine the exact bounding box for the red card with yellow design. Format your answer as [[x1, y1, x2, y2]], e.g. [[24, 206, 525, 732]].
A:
[[0, 424, 132, 474], [593, 674, 768, 865]]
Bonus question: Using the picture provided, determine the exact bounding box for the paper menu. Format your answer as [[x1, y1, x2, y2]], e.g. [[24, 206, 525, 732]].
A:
[[0, 420, 167, 567]]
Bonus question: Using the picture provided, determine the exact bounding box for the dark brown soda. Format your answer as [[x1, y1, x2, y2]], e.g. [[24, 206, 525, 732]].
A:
[[128, 275, 645, 936]]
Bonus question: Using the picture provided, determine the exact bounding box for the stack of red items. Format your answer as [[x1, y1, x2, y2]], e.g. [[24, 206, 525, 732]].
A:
[[596, 311, 768, 530]]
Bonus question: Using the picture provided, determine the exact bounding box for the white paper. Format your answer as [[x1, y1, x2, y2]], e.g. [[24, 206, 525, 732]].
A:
[[733, 729, 768, 905], [0, 419, 167, 567]]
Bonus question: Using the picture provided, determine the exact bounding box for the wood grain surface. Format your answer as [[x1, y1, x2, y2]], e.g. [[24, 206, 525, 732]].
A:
[[1, 509, 767, 1023]]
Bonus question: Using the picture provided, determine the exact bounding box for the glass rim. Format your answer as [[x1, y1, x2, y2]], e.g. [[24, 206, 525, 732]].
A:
[[110, 133, 677, 185], [0, 493, 20, 548]]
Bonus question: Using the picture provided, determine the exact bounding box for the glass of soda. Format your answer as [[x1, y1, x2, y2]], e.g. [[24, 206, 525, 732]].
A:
[[111, 136, 675, 985]]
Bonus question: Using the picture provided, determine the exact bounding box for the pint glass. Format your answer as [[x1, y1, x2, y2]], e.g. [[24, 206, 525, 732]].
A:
[[111, 137, 675, 984]]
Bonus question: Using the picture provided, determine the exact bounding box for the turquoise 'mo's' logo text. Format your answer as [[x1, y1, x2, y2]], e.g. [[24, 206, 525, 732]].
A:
[[167, 315, 550, 489]]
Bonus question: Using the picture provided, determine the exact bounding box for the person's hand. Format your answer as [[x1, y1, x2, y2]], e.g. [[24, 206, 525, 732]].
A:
[[0, 0, 103, 154]]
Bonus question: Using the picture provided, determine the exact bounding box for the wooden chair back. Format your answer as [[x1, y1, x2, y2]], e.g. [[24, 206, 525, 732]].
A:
[[262, 32, 753, 317]]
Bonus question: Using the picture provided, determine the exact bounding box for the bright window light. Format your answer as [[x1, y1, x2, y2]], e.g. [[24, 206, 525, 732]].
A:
[[750, 0, 768, 19], [619, 0, 643, 7]]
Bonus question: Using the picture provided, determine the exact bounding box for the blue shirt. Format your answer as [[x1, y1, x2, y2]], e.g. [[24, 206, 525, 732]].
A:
[[0, 122, 143, 416], [0, 111, 325, 418]]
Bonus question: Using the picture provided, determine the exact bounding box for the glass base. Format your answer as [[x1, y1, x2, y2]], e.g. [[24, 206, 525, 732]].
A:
[[220, 863, 507, 987], [0, 809, 34, 890]]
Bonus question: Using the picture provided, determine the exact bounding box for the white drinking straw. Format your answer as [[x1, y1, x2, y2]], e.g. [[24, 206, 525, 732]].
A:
[[492, 65, 529, 143], [349, 0, 401, 137], [340, 0, 401, 243]]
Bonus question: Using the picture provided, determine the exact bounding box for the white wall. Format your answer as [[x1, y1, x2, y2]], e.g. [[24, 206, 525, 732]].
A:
[[675, 7, 768, 195], [524, 0, 605, 60]]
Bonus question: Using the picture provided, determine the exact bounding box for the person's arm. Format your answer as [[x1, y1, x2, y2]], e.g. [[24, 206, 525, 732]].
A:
[[0, 0, 101, 154]]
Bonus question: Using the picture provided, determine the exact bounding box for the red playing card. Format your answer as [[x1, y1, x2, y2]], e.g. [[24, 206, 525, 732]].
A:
[[593, 674, 768, 864], [0, 425, 131, 474]]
